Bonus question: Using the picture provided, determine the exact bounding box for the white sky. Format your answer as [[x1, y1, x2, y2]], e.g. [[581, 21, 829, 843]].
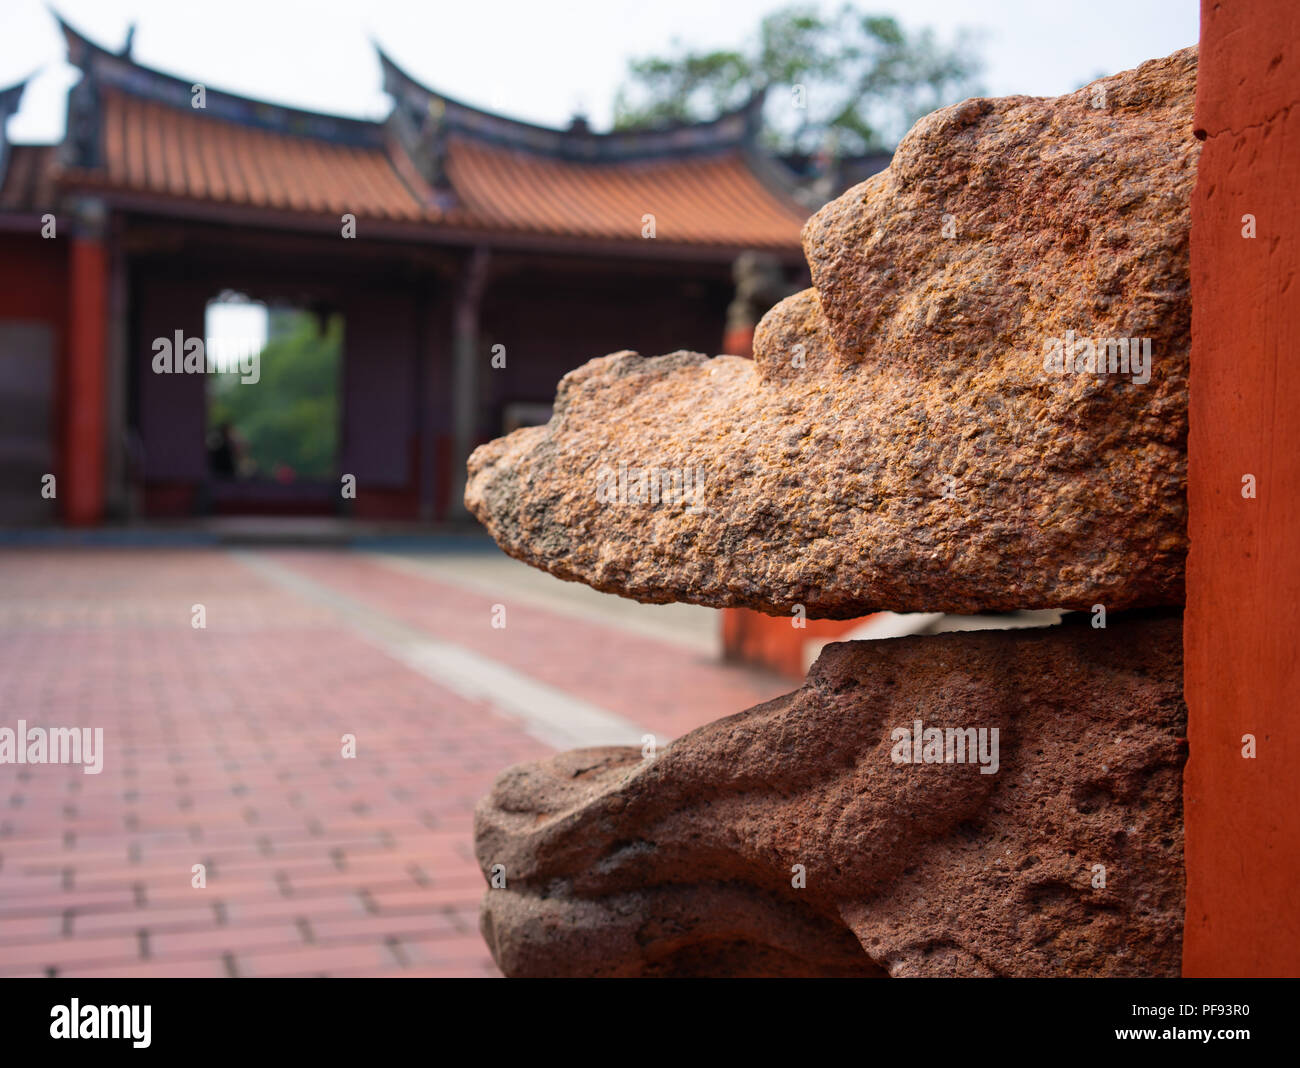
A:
[[206, 300, 268, 354], [2, 0, 1199, 144]]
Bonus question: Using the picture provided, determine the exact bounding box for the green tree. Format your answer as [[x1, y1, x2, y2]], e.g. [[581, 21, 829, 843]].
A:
[[614, 4, 983, 154], [208, 310, 342, 481]]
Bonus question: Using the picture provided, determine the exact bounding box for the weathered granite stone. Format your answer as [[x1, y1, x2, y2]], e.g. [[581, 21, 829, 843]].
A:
[[476, 613, 1186, 977], [466, 49, 1197, 617]]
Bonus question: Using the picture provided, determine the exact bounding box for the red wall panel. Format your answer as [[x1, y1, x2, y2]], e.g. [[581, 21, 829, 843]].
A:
[[1185, 0, 1300, 976]]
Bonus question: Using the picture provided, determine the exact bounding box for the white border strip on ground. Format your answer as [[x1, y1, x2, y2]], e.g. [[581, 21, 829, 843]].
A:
[[366, 551, 720, 656], [234, 550, 653, 751]]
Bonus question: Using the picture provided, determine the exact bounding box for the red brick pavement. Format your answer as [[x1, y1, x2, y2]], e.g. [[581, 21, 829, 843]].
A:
[[278, 550, 790, 742], [0, 547, 790, 978]]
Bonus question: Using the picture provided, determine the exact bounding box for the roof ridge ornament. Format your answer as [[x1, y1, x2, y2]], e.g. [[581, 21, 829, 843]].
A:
[[0, 76, 31, 190], [54, 10, 384, 148], [375, 42, 766, 163]]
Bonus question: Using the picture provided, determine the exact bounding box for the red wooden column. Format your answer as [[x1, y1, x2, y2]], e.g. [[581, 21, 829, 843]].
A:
[[1185, 0, 1300, 976], [64, 228, 109, 525]]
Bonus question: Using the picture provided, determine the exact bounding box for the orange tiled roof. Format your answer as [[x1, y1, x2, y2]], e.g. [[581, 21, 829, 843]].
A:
[[51, 17, 809, 250], [445, 135, 806, 248], [97, 90, 431, 221], [0, 145, 58, 213], [81, 93, 807, 248]]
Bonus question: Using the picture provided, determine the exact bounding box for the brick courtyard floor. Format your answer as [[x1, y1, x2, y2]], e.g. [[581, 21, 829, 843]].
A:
[[0, 544, 789, 977]]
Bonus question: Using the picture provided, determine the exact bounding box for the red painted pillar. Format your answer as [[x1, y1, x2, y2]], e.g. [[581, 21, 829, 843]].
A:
[[1184, 0, 1300, 976], [64, 234, 108, 525], [721, 324, 755, 358]]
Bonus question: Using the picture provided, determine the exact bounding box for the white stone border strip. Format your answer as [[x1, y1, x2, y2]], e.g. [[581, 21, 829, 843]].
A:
[[233, 550, 653, 750]]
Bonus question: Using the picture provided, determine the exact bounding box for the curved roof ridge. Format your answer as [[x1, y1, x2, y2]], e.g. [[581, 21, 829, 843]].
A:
[[55, 10, 385, 148], [0, 75, 33, 192], [376, 44, 766, 162], [45, 10, 807, 250]]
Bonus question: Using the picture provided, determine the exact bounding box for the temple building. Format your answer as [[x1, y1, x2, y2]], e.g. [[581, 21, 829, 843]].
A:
[[0, 17, 810, 526]]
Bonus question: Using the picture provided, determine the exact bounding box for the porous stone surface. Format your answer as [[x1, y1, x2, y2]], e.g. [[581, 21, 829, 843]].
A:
[[466, 48, 1198, 617], [475, 613, 1186, 977]]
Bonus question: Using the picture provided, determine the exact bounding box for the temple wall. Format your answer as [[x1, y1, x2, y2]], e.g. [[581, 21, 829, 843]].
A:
[[0, 231, 66, 524]]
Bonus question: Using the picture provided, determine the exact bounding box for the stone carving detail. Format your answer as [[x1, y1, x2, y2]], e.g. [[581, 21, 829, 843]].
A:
[[477, 615, 1186, 978], [469, 50, 1198, 978], [466, 49, 1198, 618]]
